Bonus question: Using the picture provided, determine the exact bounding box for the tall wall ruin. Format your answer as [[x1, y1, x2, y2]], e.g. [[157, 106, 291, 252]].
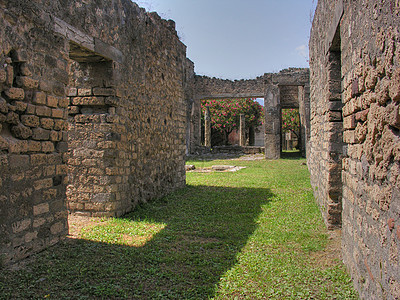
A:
[[309, 0, 400, 298], [0, 0, 190, 264]]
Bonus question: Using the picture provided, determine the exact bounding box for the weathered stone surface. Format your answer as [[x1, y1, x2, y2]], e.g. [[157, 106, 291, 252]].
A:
[[16, 76, 39, 90], [309, 1, 400, 299], [11, 124, 32, 139], [0, 97, 8, 114], [33, 92, 47, 105], [0, 0, 189, 266], [5, 88, 25, 100]]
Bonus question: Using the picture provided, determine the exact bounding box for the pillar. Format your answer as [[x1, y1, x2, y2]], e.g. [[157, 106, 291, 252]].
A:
[[204, 106, 211, 147], [264, 85, 281, 159], [239, 113, 246, 146], [298, 85, 306, 157]]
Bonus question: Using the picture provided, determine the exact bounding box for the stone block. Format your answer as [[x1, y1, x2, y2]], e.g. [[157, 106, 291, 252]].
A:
[[72, 96, 105, 106], [13, 50, 28, 62], [33, 218, 46, 228], [52, 108, 64, 119], [343, 130, 356, 144], [5, 88, 25, 101], [20, 63, 33, 76], [40, 118, 54, 130], [355, 109, 369, 121], [0, 97, 8, 114], [14, 101, 27, 112], [52, 82, 65, 97], [58, 97, 69, 108], [8, 140, 28, 153], [50, 130, 62, 142], [47, 96, 58, 108], [33, 92, 46, 105], [68, 106, 80, 115], [12, 219, 31, 234], [6, 111, 19, 124], [343, 115, 356, 129], [68, 87, 77, 97], [6, 65, 13, 86], [34, 178, 53, 190], [0, 69, 6, 83], [53, 120, 67, 131], [32, 128, 50, 141], [16, 76, 39, 89], [28, 141, 41, 152], [77, 88, 92, 96], [35, 106, 51, 117], [390, 69, 400, 101], [11, 123, 32, 139], [26, 104, 35, 114], [41, 141, 54, 153], [24, 230, 38, 243], [33, 203, 49, 216]]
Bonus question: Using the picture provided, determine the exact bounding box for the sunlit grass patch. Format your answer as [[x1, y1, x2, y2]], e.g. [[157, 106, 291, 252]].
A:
[[80, 218, 166, 247]]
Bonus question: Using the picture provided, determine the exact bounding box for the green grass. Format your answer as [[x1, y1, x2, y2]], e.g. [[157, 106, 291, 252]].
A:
[[0, 157, 358, 299]]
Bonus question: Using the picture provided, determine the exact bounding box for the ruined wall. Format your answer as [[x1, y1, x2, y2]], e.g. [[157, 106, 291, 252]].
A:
[[0, 2, 69, 264], [309, 0, 400, 298], [308, 0, 344, 229], [0, 0, 190, 264], [194, 76, 265, 99], [190, 69, 310, 158]]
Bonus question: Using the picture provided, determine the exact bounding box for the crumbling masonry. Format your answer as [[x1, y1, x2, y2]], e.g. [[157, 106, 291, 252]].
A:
[[309, 0, 400, 298], [0, 0, 188, 264]]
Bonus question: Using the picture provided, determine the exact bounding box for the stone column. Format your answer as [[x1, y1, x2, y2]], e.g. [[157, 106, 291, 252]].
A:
[[204, 106, 211, 147], [298, 85, 306, 157], [264, 85, 281, 159], [239, 113, 246, 146]]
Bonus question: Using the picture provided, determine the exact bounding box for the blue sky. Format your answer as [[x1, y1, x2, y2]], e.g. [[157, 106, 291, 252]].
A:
[[135, 0, 316, 80]]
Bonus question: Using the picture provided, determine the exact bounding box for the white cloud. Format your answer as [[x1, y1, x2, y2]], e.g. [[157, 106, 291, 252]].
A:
[[295, 44, 308, 59]]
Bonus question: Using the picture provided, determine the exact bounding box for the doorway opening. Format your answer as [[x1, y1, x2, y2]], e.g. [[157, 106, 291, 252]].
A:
[[281, 108, 300, 153], [200, 97, 264, 147], [326, 25, 343, 227], [67, 40, 120, 217]]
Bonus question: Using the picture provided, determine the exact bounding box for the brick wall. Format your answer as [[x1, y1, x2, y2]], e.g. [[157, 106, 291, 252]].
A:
[[0, 0, 190, 264], [0, 2, 70, 264], [309, 0, 400, 298]]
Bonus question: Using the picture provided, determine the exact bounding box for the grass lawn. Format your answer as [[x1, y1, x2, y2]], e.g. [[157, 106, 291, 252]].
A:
[[0, 156, 358, 299]]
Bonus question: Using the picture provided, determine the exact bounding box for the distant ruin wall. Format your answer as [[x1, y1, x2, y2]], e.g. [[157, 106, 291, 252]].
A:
[[309, 0, 400, 298], [191, 69, 310, 158], [194, 76, 265, 99], [0, 0, 190, 264]]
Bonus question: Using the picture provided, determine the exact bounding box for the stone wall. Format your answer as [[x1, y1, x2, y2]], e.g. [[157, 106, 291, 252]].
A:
[[194, 76, 265, 99], [309, 0, 400, 298], [0, 0, 190, 264]]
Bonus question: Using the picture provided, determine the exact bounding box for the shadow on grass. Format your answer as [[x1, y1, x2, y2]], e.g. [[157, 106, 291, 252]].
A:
[[0, 185, 273, 299]]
